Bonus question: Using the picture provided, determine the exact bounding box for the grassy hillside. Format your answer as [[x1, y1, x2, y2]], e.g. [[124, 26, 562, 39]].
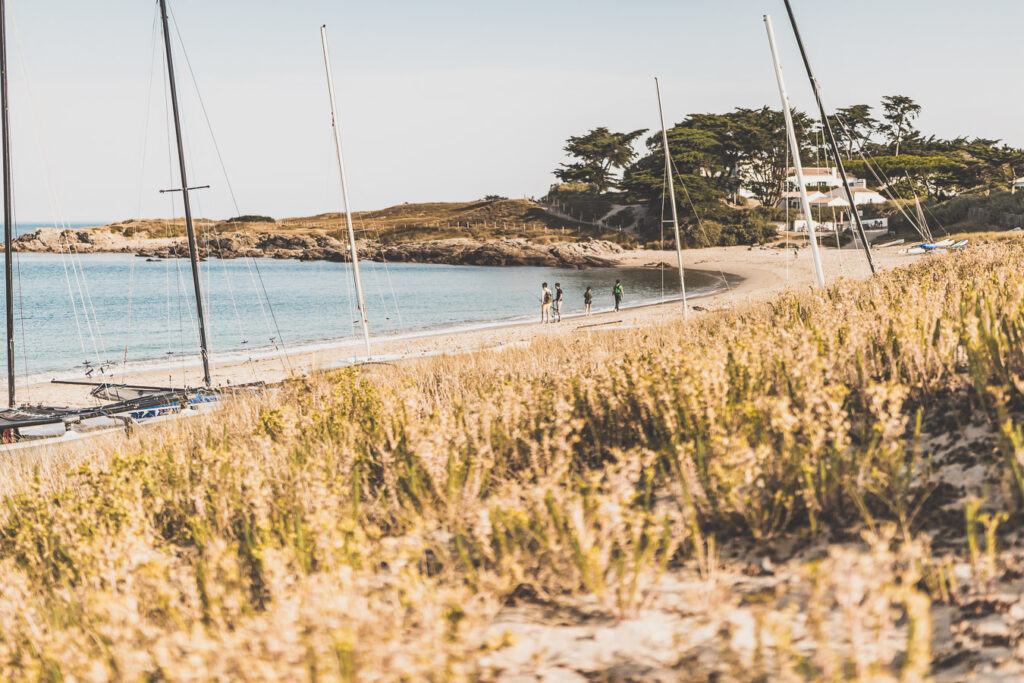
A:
[[104, 199, 638, 246], [2, 240, 1024, 677]]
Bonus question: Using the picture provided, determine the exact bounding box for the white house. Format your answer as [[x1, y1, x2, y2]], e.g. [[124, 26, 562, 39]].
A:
[[777, 185, 884, 211], [779, 190, 826, 210], [1014, 177, 1024, 193], [787, 166, 841, 189], [817, 186, 887, 207], [784, 167, 868, 192]]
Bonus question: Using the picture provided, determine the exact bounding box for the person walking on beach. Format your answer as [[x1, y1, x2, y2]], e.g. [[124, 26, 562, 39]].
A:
[[584, 286, 593, 316], [613, 280, 623, 312], [553, 283, 564, 322], [541, 282, 553, 323]]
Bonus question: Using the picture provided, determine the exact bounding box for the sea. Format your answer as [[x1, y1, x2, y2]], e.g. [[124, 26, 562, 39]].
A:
[[1, 250, 733, 383]]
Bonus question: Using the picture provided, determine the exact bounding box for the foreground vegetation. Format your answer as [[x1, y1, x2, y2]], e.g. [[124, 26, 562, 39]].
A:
[[3, 241, 1024, 678]]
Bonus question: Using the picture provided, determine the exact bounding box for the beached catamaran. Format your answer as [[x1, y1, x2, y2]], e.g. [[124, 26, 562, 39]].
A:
[[0, 0, 250, 445]]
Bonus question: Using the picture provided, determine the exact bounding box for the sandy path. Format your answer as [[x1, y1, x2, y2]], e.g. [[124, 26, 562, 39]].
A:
[[20, 244, 918, 407]]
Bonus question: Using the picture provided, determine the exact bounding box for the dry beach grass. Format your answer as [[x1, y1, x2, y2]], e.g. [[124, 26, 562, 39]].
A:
[[1, 240, 1024, 679]]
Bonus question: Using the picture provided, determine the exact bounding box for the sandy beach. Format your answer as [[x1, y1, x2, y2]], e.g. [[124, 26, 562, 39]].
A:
[[18, 243, 920, 408]]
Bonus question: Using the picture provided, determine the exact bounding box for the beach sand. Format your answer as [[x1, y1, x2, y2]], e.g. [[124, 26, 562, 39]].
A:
[[19, 243, 919, 408]]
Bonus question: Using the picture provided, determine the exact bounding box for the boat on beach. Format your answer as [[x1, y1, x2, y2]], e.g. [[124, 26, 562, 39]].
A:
[[0, 0, 262, 447]]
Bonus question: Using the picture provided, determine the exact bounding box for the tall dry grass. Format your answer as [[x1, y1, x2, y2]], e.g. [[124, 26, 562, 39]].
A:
[[1, 241, 1023, 679]]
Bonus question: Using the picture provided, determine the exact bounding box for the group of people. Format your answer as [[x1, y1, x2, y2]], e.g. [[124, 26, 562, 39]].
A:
[[539, 280, 624, 323]]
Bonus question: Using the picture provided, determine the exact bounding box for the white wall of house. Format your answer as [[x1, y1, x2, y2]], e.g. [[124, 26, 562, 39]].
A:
[[822, 187, 886, 206], [778, 191, 826, 210], [786, 167, 841, 189], [782, 168, 868, 192]]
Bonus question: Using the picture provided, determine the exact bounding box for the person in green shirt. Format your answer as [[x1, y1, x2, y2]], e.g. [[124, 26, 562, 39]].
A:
[[613, 280, 623, 311]]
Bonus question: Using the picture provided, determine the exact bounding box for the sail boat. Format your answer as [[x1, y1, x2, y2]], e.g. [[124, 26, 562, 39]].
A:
[[0, 0, 199, 443], [0, 0, 247, 445], [65, 0, 270, 408]]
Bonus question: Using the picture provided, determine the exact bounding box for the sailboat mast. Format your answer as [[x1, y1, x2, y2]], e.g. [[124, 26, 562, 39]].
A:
[[654, 78, 688, 319], [781, 0, 875, 275], [320, 25, 372, 359], [763, 14, 825, 289], [158, 0, 211, 386], [0, 0, 14, 407]]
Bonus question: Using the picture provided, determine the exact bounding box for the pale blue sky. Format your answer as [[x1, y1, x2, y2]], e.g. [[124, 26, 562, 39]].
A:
[[5, 0, 1022, 222]]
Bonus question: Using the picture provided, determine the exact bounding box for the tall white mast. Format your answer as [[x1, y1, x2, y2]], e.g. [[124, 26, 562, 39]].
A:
[[654, 78, 688, 319], [321, 25, 372, 359], [764, 14, 826, 290]]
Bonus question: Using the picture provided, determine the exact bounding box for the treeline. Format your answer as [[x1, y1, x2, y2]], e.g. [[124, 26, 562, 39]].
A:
[[552, 96, 1024, 245]]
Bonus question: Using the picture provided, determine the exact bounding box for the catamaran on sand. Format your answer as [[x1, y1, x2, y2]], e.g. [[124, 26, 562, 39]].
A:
[[0, 0, 263, 447]]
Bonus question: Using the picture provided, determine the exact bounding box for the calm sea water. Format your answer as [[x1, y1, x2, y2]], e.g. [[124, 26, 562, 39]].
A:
[[1, 253, 731, 382]]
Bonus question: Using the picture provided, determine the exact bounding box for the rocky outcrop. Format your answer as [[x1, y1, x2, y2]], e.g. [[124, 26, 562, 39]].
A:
[[13, 228, 136, 253], [12, 228, 625, 268], [133, 234, 625, 268], [368, 238, 623, 268]]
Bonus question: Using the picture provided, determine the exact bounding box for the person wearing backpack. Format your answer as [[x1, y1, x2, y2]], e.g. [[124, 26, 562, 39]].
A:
[[613, 280, 623, 312]]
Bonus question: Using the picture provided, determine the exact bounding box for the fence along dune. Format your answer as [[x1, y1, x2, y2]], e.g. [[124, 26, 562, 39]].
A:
[[0, 239, 1023, 677]]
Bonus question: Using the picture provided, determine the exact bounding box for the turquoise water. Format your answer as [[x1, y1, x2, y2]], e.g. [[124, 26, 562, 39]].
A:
[[1, 253, 731, 381]]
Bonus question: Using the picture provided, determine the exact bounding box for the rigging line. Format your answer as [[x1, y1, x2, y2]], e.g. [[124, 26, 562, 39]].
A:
[[123, 9, 162, 380], [62, 237, 102, 365], [8, 11, 100, 367], [353, 232, 393, 335], [208, 230, 248, 354], [828, 203, 844, 277], [353, 211, 404, 333], [660, 164, 666, 298], [834, 205, 845, 274], [832, 114, 934, 242], [320, 131, 356, 342], [119, 257, 137, 383], [169, 9, 290, 373], [668, 155, 737, 304], [161, 42, 174, 361], [784, 125, 790, 285], [248, 258, 293, 374], [357, 218, 402, 333], [241, 253, 277, 353], [10, 199, 28, 400], [67, 239, 109, 362], [908, 187, 934, 243], [56, 238, 87, 356]]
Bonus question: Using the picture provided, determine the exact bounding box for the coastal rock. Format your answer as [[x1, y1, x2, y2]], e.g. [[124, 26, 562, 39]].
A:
[[12, 228, 135, 254], [13, 227, 624, 268], [367, 237, 623, 268]]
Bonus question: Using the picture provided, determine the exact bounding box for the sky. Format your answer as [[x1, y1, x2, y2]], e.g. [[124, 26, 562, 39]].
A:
[[4, 0, 1022, 223]]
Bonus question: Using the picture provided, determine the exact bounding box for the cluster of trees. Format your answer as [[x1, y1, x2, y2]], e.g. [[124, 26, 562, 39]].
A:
[[553, 96, 1024, 244], [830, 97, 1024, 198]]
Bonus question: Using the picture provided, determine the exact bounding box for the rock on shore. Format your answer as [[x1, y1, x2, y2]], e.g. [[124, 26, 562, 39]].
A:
[[12, 228, 624, 268]]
